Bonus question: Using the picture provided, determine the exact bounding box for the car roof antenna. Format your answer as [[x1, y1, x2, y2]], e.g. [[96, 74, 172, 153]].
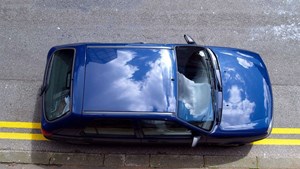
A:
[[184, 34, 196, 44]]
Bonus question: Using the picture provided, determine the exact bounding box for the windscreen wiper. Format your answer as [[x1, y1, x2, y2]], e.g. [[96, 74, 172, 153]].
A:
[[206, 48, 223, 124], [39, 85, 48, 96]]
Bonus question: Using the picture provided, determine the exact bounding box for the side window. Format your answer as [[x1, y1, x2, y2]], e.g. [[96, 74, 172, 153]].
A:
[[141, 120, 191, 136], [84, 119, 135, 136], [44, 49, 74, 121]]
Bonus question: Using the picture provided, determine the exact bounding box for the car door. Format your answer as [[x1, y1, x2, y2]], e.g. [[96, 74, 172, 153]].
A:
[[140, 119, 193, 144]]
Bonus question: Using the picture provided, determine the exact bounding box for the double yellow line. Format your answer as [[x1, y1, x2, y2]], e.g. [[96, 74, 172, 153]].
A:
[[0, 121, 46, 141], [253, 128, 300, 145], [0, 121, 300, 145]]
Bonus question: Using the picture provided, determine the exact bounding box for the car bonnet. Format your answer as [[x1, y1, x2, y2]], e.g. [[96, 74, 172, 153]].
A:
[[82, 46, 177, 114], [209, 47, 273, 133]]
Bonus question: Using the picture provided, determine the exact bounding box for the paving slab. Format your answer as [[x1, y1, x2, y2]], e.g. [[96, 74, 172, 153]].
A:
[[104, 154, 125, 167], [150, 154, 204, 168], [204, 156, 257, 168], [49, 152, 104, 167], [0, 151, 50, 164], [258, 157, 300, 169], [125, 154, 149, 167]]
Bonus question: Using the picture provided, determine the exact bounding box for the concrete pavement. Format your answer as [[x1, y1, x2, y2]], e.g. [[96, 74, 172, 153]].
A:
[[1, 150, 300, 168]]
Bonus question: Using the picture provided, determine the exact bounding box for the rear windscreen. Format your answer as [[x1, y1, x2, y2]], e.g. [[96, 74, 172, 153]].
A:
[[44, 49, 74, 121]]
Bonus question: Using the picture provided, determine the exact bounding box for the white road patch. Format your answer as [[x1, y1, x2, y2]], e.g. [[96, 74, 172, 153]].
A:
[[272, 23, 300, 40], [277, 10, 296, 16], [251, 23, 300, 41]]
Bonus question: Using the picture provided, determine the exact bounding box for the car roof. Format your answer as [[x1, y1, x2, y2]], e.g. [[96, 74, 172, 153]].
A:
[[51, 42, 179, 49], [82, 46, 178, 114]]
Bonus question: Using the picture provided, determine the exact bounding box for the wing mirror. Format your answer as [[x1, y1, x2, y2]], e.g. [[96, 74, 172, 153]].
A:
[[191, 136, 201, 147], [184, 34, 196, 44]]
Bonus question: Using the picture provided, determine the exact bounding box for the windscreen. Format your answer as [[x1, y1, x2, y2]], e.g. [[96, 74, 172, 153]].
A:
[[176, 46, 214, 131]]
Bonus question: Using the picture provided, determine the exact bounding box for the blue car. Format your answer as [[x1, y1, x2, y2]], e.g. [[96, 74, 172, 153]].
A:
[[40, 35, 273, 146]]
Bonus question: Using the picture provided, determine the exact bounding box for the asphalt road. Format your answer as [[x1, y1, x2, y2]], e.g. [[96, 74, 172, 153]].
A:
[[0, 0, 300, 166]]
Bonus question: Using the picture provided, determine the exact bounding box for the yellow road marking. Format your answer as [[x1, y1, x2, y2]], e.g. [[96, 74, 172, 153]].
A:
[[271, 128, 300, 134], [0, 132, 299, 145], [0, 121, 40, 129], [1, 121, 300, 134], [253, 139, 300, 145], [0, 132, 47, 141], [1, 121, 300, 145]]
